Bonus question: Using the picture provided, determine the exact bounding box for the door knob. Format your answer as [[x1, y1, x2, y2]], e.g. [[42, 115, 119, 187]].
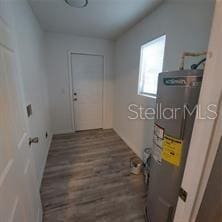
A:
[[29, 137, 39, 146], [73, 98, 77, 101]]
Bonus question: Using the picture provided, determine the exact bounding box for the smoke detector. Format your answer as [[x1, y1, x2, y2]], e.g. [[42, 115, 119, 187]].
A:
[[65, 0, 88, 8]]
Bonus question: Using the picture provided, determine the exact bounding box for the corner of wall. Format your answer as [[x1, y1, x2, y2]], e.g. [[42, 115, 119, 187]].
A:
[[113, 127, 143, 159]]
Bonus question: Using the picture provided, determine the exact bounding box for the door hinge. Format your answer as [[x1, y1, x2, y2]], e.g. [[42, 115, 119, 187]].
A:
[[179, 187, 188, 202]]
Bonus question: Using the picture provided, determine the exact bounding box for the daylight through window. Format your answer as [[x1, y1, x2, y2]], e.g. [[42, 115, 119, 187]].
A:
[[138, 35, 166, 98]]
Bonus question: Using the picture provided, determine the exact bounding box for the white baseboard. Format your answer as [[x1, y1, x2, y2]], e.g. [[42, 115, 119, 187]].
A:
[[38, 133, 52, 189], [52, 128, 75, 135], [36, 206, 43, 222]]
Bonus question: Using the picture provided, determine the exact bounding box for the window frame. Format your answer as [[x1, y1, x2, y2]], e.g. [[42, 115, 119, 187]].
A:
[[138, 35, 166, 99]]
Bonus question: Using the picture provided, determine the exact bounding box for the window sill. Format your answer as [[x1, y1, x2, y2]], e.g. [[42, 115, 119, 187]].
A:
[[138, 93, 157, 99]]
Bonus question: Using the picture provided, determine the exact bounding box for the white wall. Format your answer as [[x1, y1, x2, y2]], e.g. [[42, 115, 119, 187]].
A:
[[0, 0, 52, 187], [114, 1, 215, 158], [45, 33, 114, 134]]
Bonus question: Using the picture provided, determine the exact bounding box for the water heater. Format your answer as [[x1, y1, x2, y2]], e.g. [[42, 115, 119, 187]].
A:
[[146, 69, 203, 222]]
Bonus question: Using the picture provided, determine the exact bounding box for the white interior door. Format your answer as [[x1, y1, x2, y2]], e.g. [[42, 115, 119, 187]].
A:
[[0, 17, 42, 222], [71, 53, 104, 131]]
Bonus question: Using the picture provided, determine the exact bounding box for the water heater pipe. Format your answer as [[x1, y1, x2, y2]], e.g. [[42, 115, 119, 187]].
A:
[[179, 52, 207, 70]]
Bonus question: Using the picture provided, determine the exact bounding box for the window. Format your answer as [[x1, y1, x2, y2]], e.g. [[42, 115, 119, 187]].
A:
[[138, 35, 166, 98]]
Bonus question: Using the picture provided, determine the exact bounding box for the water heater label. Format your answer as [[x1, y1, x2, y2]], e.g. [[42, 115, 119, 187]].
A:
[[162, 135, 183, 167], [153, 124, 165, 164], [163, 77, 202, 87], [154, 124, 164, 139], [153, 143, 162, 164]]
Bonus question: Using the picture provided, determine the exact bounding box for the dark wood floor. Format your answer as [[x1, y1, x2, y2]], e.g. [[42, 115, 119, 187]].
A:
[[41, 129, 146, 222]]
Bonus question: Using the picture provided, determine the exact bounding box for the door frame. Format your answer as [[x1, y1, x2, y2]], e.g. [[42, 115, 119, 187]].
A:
[[68, 51, 105, 132], [174, 1, 222, 221]]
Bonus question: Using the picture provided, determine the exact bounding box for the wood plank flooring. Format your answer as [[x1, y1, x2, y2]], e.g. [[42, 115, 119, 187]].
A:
[[41, 129, 146, 222]]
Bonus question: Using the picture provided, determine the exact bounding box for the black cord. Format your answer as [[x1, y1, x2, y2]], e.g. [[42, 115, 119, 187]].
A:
[[191, 58, 207, 70]]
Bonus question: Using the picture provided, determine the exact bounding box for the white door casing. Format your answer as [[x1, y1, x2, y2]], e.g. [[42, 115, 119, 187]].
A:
[[71, 53, 104, 131], [174, 1, 222, 221], [0, 16, 42, 222]]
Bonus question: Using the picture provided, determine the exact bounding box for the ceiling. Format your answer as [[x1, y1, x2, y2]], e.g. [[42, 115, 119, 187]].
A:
[[28, 0, 163, 40]]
